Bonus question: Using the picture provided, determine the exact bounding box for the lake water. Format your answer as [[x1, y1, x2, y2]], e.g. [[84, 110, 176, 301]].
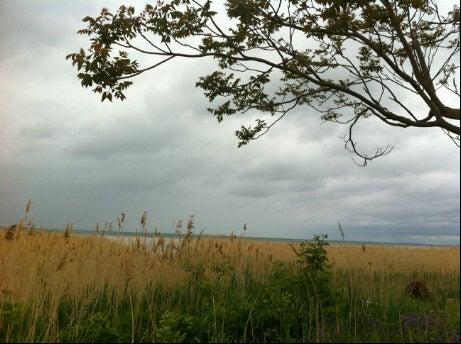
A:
[[35, 228, 460, 248]]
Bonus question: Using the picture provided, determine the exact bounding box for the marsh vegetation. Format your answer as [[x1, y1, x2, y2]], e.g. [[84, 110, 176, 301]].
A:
[[0, 205, 459, 343]]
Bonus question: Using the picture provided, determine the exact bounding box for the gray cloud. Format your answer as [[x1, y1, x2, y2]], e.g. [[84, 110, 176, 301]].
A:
[[0, 0, 459, 245]]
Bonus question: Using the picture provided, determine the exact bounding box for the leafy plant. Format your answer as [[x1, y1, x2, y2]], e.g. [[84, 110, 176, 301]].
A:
[[297, 234, 330, 274], [155, 311, 200, 343], [296, 234, 339, 321], [78, 312, 121, 343]]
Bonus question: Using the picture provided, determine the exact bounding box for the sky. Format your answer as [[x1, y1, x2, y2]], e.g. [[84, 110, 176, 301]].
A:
[[0, 1, 459, 245]]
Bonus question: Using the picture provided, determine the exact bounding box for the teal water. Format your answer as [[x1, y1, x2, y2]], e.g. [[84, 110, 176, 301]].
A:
[[34, 227, 459, 248]]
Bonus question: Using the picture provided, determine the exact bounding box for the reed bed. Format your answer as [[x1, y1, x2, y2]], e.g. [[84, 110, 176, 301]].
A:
[[2, 230, 457, 302], [0, 204, 459, 342]]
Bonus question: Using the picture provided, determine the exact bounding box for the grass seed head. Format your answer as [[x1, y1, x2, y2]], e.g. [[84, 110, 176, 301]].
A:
[[5, 225, 16, 241], [25, 199, 32, 213], [175, 219, 182, 234], [140, 211, 147, 229], [64, 223, 73, 239]]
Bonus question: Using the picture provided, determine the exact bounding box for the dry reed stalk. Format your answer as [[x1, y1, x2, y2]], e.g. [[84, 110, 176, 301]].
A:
[[117, 211, 127, 232], [157, 235, 165, 253], [26, 218, 34, 229], [56, 253, 69, 271], [25, 199, 32, 213], [218, 242, 225, 257], [197, 229, 205, 242], [17, 218, 25, 231], [140, 211, 147, 230], [4, 225, 16, 241], [28, 225, 36, 236], [186, 215, 194, 239], [64, 223, 72, 239], [175, 219, 182, 235], [289, 243, 299, 255]]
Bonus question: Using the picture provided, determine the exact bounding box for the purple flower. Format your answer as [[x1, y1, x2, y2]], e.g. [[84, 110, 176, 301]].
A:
[[400, 313, 437, 331]]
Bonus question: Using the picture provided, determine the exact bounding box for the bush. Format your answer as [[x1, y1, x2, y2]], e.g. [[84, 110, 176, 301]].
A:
[[297, 235, 338, 312], [155, 310, 202, 343]]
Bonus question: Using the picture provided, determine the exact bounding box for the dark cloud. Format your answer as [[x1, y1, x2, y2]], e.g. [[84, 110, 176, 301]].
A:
[[0, 0, 459, 244]]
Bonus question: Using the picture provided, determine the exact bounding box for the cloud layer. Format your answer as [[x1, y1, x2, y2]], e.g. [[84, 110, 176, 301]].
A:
[[0, 0, 459, 244]]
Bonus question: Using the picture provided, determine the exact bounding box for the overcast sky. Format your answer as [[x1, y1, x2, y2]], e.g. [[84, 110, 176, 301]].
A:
[[0, 1, 459, 244]]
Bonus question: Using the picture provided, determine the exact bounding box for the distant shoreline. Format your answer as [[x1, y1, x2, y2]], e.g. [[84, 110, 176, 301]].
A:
[[2, 226, 459, 248]]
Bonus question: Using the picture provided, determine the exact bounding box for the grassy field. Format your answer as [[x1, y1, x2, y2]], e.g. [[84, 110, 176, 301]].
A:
[[0, 214, 459, 343]]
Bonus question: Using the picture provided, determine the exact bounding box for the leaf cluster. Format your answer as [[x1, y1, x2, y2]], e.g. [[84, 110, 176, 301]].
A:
[[68, 0, 460, 162]]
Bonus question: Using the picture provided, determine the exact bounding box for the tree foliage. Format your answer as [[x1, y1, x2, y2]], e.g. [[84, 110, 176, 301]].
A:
[[67, 0, 460, 165]]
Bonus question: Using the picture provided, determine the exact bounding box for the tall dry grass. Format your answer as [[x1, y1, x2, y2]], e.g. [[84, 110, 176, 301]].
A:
[[1, 227, 458, 305], [0, 201, 459, 342]]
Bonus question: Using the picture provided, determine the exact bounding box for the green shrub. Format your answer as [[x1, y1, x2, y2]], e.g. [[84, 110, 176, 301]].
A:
[[155, 310, 202, 343]]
